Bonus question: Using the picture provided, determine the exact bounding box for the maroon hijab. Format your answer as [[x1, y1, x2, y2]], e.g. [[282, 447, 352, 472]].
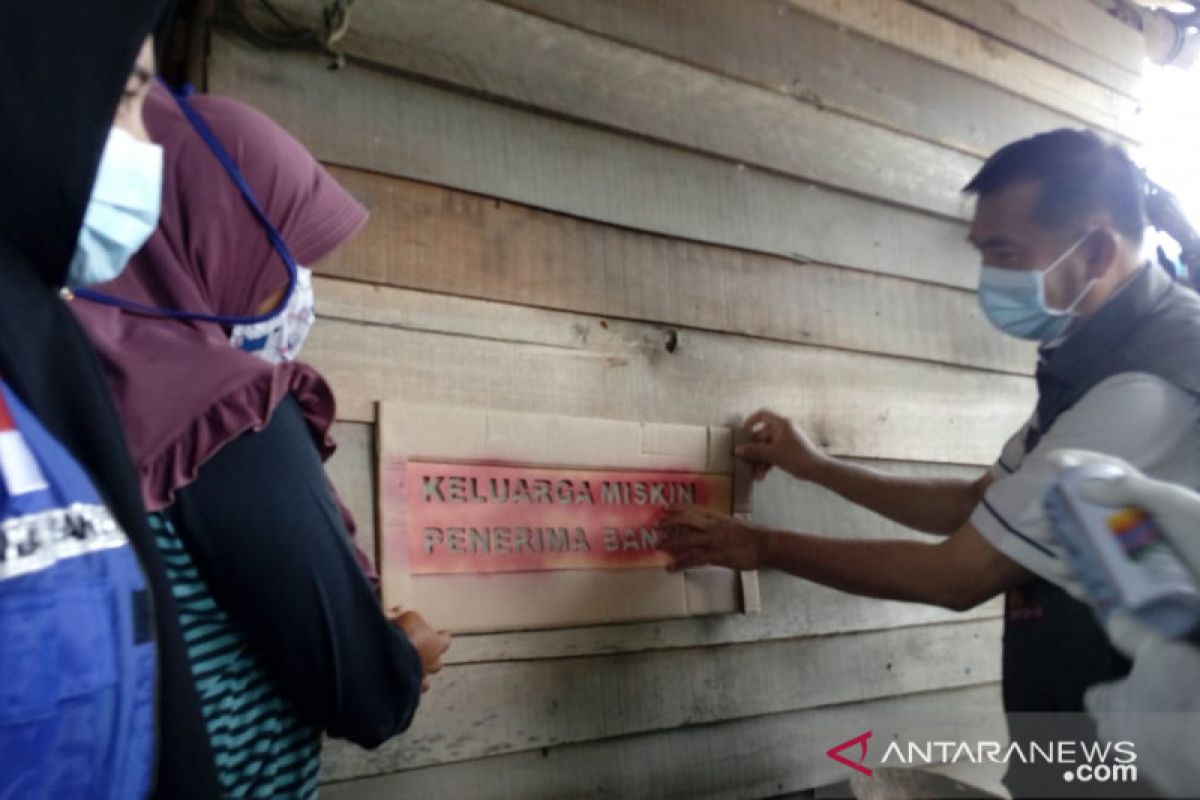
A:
[[72, 83, 367, 516]]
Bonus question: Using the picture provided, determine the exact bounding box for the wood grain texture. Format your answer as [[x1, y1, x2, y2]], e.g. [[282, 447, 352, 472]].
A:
[[265, 0, 979, 220], [207, 33, 979, 290], [1006, 0, 1144, 76], [909, 0, 1141, 98], [323, 168, 1034, 374], [321, 683, 1006, 798], [308, 278, 1036, 465], [320, 617, 1002, 778], [787, 0, 1142, 140], [325, 421, 377, 566], [499, 0, 1082, 158], [205, 6, 1075, 795]]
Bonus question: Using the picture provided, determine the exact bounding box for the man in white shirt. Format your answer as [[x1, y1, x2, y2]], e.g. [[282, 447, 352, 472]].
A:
[[660, 129, 1200, 797]]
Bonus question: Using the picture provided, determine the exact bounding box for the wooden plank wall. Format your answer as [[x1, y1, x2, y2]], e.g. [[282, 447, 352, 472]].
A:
[[205, 1, 1142, 796]]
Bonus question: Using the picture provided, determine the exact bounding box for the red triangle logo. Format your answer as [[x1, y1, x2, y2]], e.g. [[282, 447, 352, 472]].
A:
[[826, 730, 873, 777], [0, 391, 14, 431]]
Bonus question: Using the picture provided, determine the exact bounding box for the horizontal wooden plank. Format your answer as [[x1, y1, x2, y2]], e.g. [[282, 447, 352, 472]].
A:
[[499, 0, 1081, 158], [909, 0, 1141, 98], [307, 281, 1036, 465], [437, 573, 1000, 665], [787, 0, 1142, 141], [208, 33, 980, 290], [405, 568, 744, 635], [264, 0, 979, 219], [321, 617, 1002, 778], [322, 683, 1007, 797], [1007, 0, 1144, 77], [321, 422, 1000, 663], [324, 168, 1035, 374]]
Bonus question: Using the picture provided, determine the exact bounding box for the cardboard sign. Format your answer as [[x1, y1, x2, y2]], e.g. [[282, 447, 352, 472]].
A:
[[379, 402, 758, 633], [406, 462, 732, 574]]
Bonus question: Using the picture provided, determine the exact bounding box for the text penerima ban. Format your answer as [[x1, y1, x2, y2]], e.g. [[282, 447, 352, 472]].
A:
[[421, 525, 665, 556]]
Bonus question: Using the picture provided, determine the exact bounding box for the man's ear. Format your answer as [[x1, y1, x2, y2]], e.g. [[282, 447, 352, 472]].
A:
[[1084, 227, 1121, 279]]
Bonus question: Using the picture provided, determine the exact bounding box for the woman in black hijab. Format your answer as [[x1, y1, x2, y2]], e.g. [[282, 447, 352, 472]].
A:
[[0, 3, 219, 796]]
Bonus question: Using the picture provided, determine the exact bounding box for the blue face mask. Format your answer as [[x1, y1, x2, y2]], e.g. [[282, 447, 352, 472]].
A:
[[66, 127, 163, 288], [977, 231, 1098, 341]]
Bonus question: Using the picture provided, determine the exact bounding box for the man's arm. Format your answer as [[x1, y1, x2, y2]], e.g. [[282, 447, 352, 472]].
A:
[[761, 517, 1026, 609], [739, 409, 991, 535], [813, 458, 993, 536], [660, 506, 1028, 611]]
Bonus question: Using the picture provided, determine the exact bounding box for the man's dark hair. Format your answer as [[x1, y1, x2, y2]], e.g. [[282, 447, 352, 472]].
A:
[[964, 128, 1146, 242]]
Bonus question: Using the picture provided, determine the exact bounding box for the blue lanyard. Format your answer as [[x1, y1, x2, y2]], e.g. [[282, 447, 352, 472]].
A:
[[74, 80, 298, 325]]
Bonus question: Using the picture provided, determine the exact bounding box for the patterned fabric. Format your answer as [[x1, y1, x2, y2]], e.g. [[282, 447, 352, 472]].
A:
[[149, 512, 321, 798], [229, 264, 316, 364]]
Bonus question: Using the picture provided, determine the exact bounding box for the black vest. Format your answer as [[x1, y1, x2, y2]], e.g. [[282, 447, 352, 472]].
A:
[[1004, 263, 1200, 713]]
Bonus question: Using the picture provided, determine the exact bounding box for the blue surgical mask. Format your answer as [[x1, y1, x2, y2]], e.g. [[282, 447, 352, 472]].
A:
[[66, 127, 163, 288], [977, 230, 1097, 341]]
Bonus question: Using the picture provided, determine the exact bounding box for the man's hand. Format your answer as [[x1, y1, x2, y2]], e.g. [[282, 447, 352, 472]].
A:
[[1146, 185, 1199, 249], [1085, 612, 1200, 798], [1041, 449, 1200, 599], [390, 608, 451, 692], [1042, 450, 1200, 794], [658, 505, 767, 571], [737, 409, 830, 482], [1052, 447, 1200, 656], [1000, 449, 1197, 600]]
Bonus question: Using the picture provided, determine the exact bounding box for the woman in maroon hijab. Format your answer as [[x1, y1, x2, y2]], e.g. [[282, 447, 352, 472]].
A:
[[72, 82, 449, 796]]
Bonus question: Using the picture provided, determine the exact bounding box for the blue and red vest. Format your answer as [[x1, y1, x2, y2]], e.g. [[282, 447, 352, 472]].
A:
[[0, 380, 155, 798]]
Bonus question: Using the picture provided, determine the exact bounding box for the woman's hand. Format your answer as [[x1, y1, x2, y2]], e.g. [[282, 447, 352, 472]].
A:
[[390, 608, 451, 692]]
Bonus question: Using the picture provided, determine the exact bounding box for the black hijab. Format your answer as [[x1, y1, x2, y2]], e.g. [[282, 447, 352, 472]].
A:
[[0, 3, 219, 796]]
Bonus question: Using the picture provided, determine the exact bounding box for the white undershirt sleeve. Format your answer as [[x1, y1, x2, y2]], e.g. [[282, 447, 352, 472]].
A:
[[970, 373, 1200, 580]]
